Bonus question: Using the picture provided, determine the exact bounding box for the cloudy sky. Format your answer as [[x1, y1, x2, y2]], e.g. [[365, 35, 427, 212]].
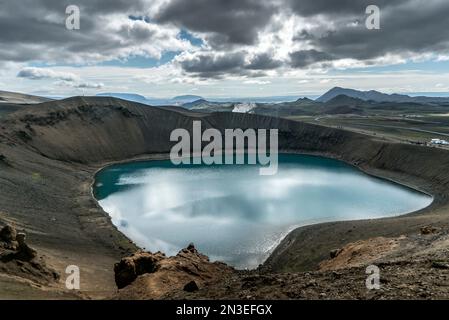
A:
[[1, 0, 449, 98]]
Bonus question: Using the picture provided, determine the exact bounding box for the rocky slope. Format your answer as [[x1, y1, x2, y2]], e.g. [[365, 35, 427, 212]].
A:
[[115, 227, 449, 300], [0, 90, 51, 104], [0, 96, 449, 299], [0, 224, 59, 284], [113, 244, 234, 299]]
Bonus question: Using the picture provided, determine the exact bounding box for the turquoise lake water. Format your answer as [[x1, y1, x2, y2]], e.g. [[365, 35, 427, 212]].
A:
[[93, 154, 432, 269]]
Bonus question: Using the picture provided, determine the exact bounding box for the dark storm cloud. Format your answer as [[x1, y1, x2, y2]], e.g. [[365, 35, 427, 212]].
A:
[[289, 50, 333, 68], [1, 0, 449, 78], [292, 30, 315, 41], [179, 52, 247, 78], [178, 51, 284, 77], [246, 53, 283, 70], [155, 0, 278, 47], [287, 0, 409, 17], [29, 0, 147, 15], [303, 0, 449, 61], [158, 0, 449, 77], [0, 0, 166, 63], [0, 0, 147, 42]]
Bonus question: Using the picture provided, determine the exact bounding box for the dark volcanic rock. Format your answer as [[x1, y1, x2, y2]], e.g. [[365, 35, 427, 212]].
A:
[[15, 130, 32, 142], [330, 249, 342, 259], [0, 154, 7, 165], [0, 224, 59, 284], [421, 226, 438, 235], [183, 280, 199, 292], [0, 224, 17, 242], [15, 232, 38, 261], [431, 261, 449, 269]]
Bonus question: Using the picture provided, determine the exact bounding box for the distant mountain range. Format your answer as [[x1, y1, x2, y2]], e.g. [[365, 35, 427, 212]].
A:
[[316, 87, 449, 105], [95, 93, 309, 106], [97, 88, 449, 109], [2, 88, 449, 119], [323, 94, 367, 107], [96, 93, 203, 106], [94, 87, 449, 117], [182, 99, 234, 111], [172, 95, 204, 103]]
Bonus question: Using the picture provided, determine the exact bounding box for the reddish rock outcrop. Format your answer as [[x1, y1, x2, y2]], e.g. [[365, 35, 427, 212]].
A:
[[319, 236, 404, 271], [114, 244, 234, 299], [114, 250, 166, 289]]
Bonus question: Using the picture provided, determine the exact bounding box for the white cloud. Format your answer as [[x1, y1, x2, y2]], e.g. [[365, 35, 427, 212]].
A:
[[75, 82, 105, 89], [18, 67, 104, 91], [243, 80, 271, 85], [17, 67, 79, 82]]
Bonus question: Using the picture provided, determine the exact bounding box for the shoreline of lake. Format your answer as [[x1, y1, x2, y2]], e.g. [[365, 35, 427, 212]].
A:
[[88, 150, 439, 273]]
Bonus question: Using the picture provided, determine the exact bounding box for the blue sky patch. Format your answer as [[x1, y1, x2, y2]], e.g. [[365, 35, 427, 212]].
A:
[[179, 29, 203, 47], [128, 15, 151, 23], [98, 52, 180, 68]]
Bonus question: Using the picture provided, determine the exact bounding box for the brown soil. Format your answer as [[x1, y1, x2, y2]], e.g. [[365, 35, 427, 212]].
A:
[[318, 236, 405, 271], [122, 229, 449, 300], [113, 244, 234, 299], [0, 96, 448, 299]]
